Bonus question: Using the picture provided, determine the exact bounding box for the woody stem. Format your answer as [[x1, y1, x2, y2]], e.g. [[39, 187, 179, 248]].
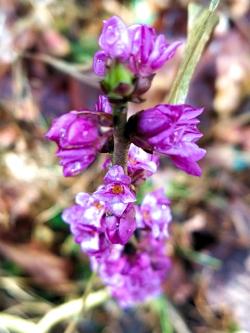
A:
[[112, 103, 130, 172]]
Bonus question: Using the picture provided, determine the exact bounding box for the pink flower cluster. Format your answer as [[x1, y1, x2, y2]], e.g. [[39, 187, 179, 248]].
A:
[[92, 235, 171, 307], [94, 16, 181, 77], [63, 166, 172, 253], [45, 16, 206, 306], [63, 165, 172, 306], [63, 166, 136, 255], [46, 101, 204, 178]]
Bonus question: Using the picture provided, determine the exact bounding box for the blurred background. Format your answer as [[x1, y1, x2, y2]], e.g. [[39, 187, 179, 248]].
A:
[[0, 0, 250, 332]]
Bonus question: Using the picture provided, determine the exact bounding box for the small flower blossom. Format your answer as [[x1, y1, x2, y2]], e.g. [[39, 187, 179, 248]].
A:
[[46, 112, 98, 148], [62, 193, 105, 232], [74, 192, 105, 228], [62, 169, 137, 252], [104, 203, 136, 245], [99, 16, 131, 60], [127, 104, 206, 176], [102, 145, 159, 185], [45, 110, 109, 177], [128, 143, 159, 184], [56, 147, 97, 177], [93, 165, 136, 216], [137, 189, 172, 239], [128, 25, 181, 76], [93, 51, 108, 76], [62, 194, 110, 257], [79, 231, 110, 257], [102, 156, 112, 170], [93, 234, 171, 307]]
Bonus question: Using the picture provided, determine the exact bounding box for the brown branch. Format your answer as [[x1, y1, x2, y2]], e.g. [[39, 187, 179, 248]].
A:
[[112, 103, 130, 172]]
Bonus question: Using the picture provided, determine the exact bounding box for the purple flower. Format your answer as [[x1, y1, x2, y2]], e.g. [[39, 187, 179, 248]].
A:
[[45, 111, 107, 176], [104, 203, 136, 245], [127, 104, 206, 176], [46, 112, 98, 148], [137, 189, 172, 239], [62, 166, 137, 251], [99, 16, 131, 60], [62, 193, 105, 233], [93, 51, 108, 77], [74, 192, 105, 227], [102, 156, 112, 170], [94, 234, 171, 307], [62, 193, 110, 256], [128, 143, 159, 184], [128, 25, 181, 76], [102, 147, 159, 185], [79, 231, 110, 257], [94, 95, 113, 130], [93, 165, 136, 216], [56, 147, 97, 177], [95, 95, 112, 114]]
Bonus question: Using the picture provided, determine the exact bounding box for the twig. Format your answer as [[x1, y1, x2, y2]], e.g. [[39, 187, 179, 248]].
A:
[[0, 277, 34, 301], [63, 271, 97, 333], [37, 289, 109, 333], [21, 53, 99, 88], [4, 301, 51, 317], [0, 314, 36, 333]]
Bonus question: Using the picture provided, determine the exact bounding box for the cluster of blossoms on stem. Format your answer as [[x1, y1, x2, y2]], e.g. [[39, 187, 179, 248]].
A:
[[94, 16, 181, 77], [46, 16, 206, 306]]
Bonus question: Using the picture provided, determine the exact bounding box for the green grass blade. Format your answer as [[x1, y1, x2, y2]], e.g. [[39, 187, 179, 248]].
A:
[[166, 1, 220, 104]]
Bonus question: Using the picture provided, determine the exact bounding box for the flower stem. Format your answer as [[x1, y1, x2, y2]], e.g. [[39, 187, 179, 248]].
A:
[[112, 103, 130, 171], [64, 271, 97, 333], [37, 289, 109, 333]]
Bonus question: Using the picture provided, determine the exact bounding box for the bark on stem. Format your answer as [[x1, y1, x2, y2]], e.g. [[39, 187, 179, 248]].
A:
[[112, 103, 130, 172]]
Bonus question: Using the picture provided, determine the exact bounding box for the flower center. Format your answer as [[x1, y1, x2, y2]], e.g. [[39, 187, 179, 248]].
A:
[[94, 201, 104, 210], [142, 210, 150, 221], [111, 184, 124, 194]]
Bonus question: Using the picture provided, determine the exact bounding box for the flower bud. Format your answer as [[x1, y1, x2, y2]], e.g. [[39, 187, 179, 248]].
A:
[[126, 104, 206, 176], [45, 107, 110, 176], [99, 16, 131, 60]]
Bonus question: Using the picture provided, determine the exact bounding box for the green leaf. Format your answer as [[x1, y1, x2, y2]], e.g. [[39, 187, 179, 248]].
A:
[[166, 0, 220, 104], [1, 259, 24, 276], [152, 297, 173, 333], [209, 0, 220, 11], [152, 296, 192, 333], [228, 321, 240, 333], [177, 247, 221, 269], [47, 211, 69, 231]]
